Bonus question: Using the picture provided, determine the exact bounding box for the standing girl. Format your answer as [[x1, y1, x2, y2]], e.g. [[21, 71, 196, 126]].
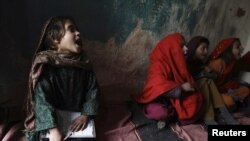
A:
[[25, 16, 99, 141]]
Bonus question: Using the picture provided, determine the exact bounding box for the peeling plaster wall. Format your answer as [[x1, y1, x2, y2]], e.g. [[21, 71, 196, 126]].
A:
[[191, 0, 250, 54], [81, 0, 250, 101], [1, 0, 250, 102]]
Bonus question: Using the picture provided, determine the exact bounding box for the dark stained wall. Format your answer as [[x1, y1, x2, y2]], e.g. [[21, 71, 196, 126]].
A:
[[1, 0, 250, 102], [0, 0, 29, 86]]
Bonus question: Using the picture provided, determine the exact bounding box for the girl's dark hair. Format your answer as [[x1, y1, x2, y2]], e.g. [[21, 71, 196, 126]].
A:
[[186, 36, 209, 77], [44, 16, 76, 50], [220, 39, 240, 63], [186, 36, 209, 63]]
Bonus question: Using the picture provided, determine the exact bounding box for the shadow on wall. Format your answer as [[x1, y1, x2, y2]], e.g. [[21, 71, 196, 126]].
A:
[[83, 22, 155, 102]]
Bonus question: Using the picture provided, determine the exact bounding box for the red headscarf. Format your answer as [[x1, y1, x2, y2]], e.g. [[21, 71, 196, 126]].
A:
[[208, 38, 239, 88], [209, 38, 239, 60], [135, 33, 202, 121]]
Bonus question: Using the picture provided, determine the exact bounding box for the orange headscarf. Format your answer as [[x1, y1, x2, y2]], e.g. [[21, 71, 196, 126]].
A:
[[135, 33, 202, 121]]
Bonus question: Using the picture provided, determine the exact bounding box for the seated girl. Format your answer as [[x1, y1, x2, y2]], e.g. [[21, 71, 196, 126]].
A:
[[208, 38, 250, 113], [135, 33, 203, 126], [186, 36, 238, 125]]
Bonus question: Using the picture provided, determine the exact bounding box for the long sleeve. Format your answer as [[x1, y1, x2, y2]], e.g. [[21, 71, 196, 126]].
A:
[[195, 69, 218, 80], [81, 71, 99, 116], [163, 86, 182, 99], [208, 59, 225, 75], [34, 76, 57, 131]]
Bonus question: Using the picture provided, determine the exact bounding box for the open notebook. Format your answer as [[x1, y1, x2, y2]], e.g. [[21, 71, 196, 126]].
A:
[[43, 110, 96, 138]]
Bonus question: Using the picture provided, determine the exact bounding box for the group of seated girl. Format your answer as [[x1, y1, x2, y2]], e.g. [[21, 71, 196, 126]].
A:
[[135, 33, 250, 127]]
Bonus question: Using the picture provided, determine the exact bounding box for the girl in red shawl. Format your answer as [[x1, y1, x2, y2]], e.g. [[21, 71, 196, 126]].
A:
[[135, 33, 203, 126], [208, 38, 250, 111]]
